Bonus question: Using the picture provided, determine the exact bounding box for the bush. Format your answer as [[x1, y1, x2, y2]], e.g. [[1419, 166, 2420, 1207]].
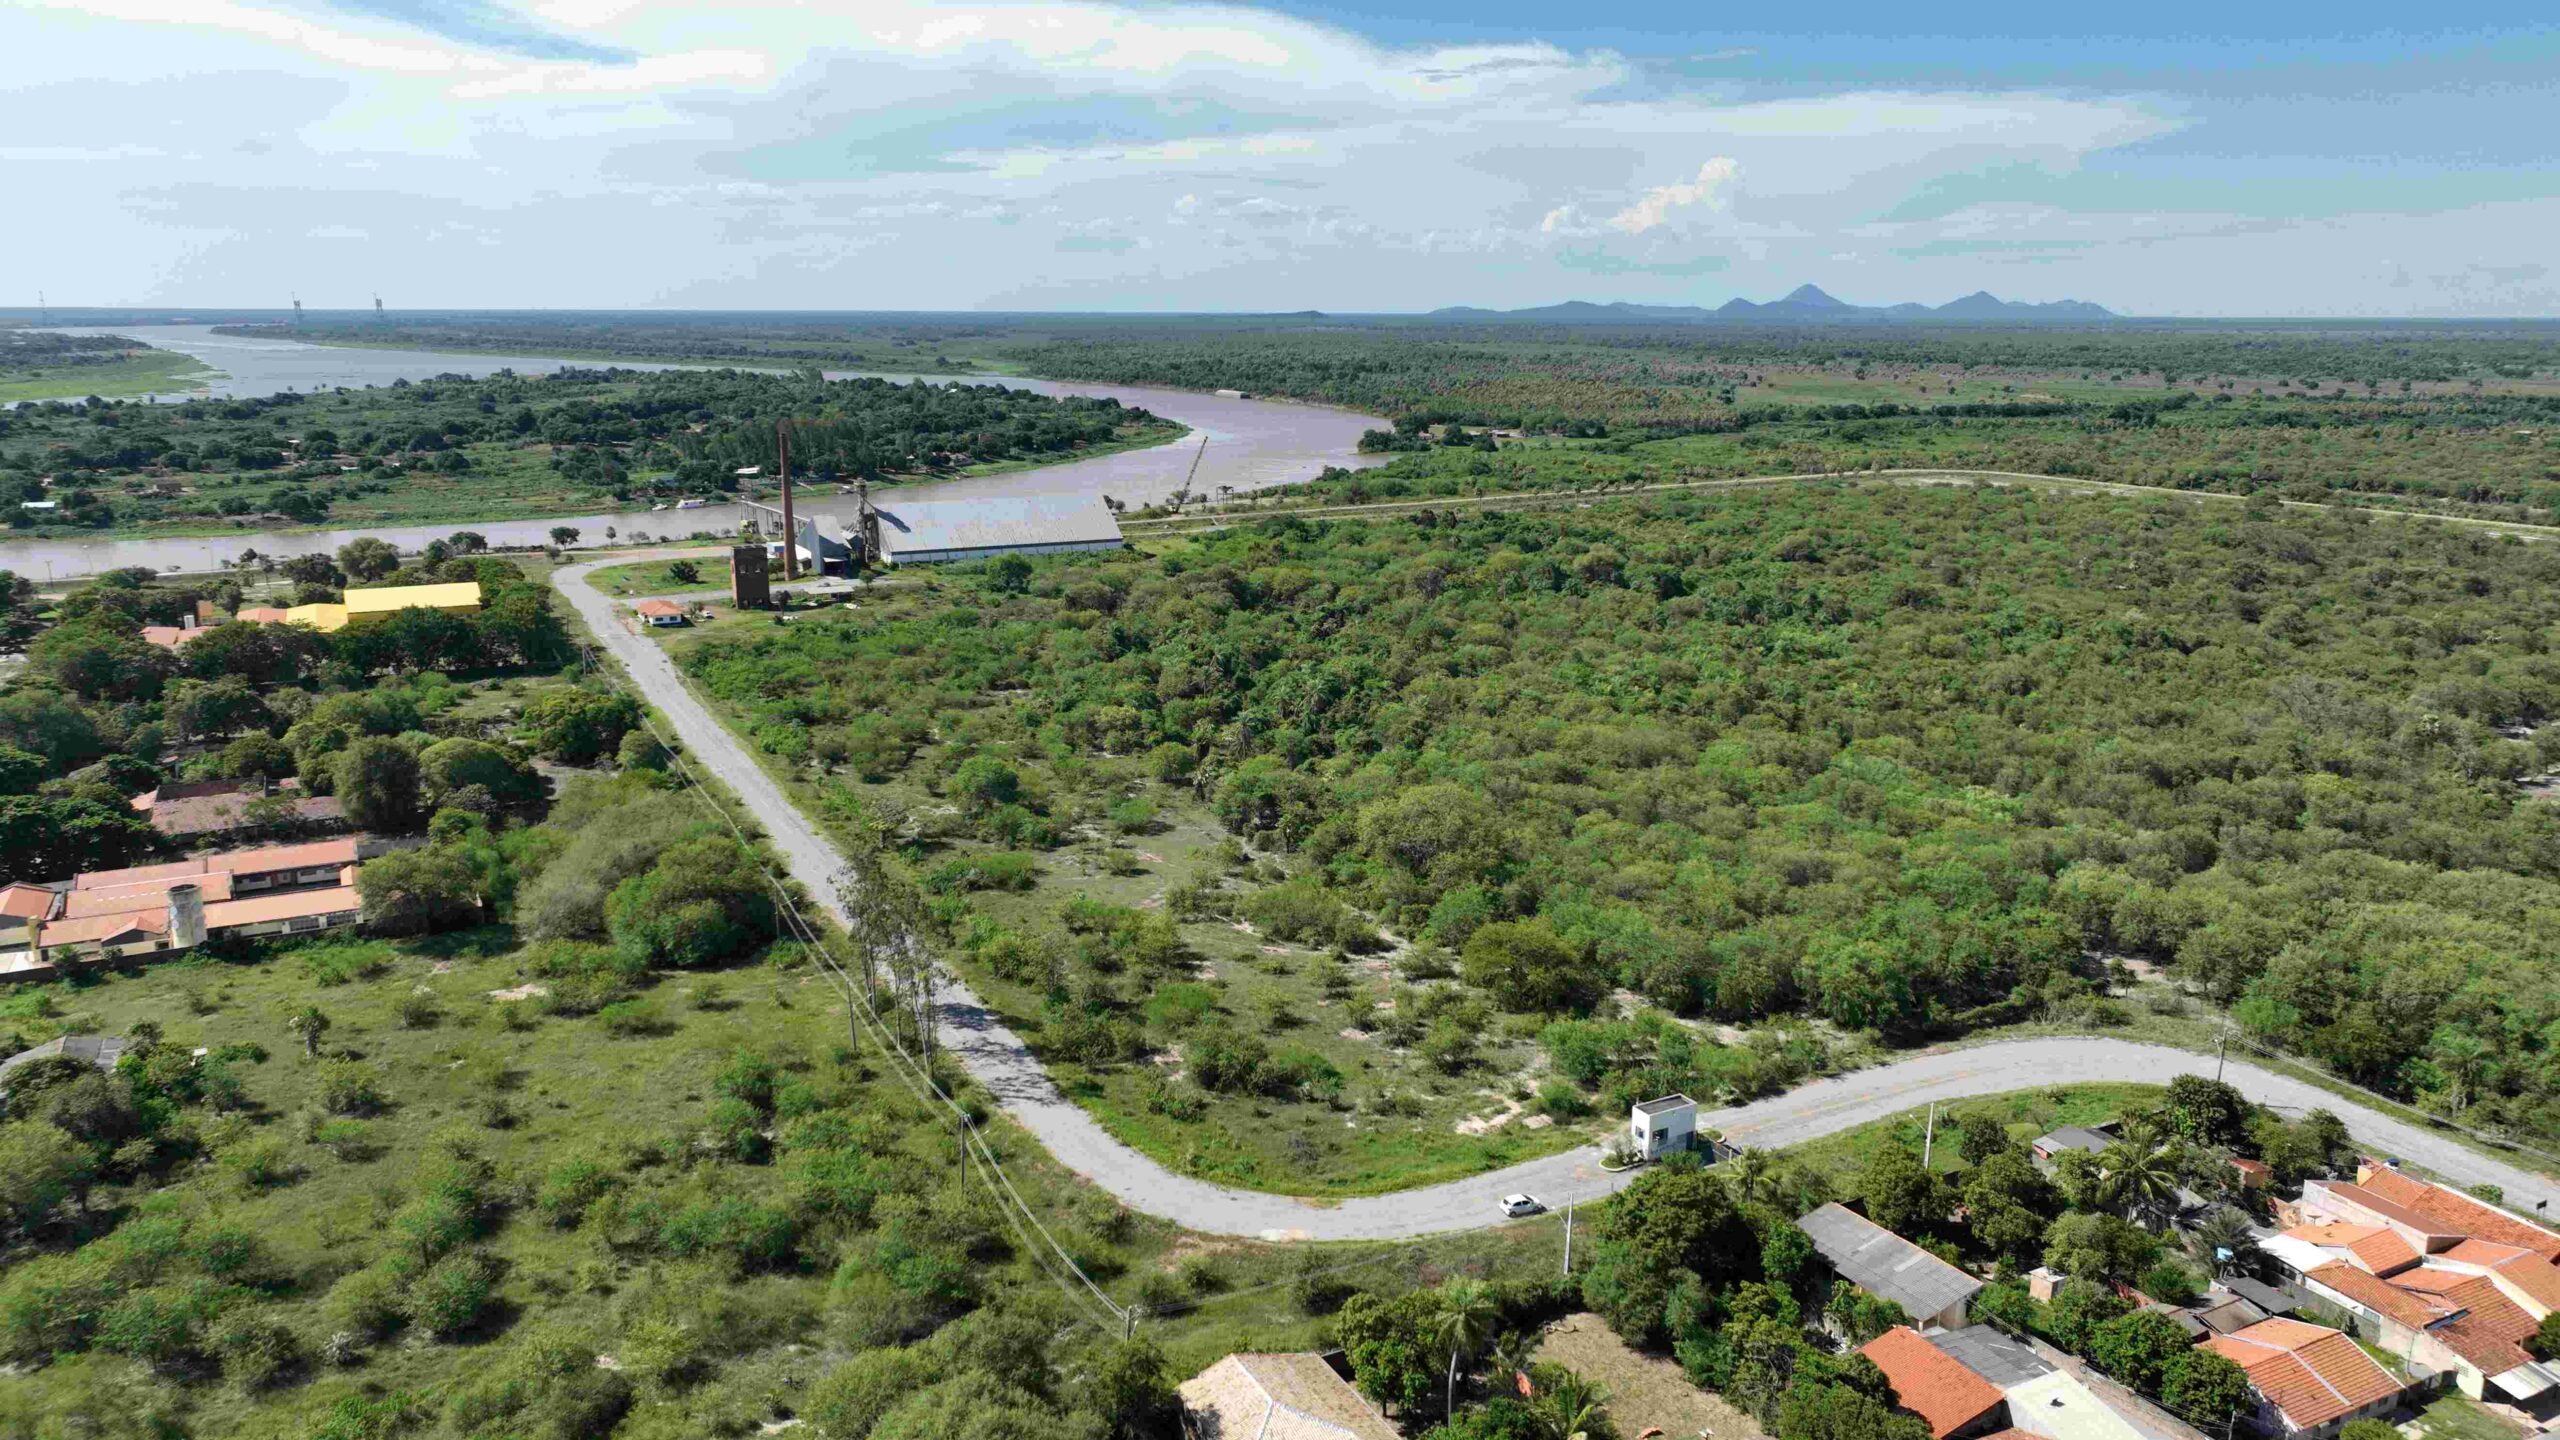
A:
[[317, 1060, 386, 1116], [1241, 878, 1374, 950], [211, 1310, 304, 1391], [300, 940, 396, 986], [598, 999, 671, 1037], [406, 1251, 499, 1338], [923, 852, 1040, 894], [325, 1265, 406, 1342]]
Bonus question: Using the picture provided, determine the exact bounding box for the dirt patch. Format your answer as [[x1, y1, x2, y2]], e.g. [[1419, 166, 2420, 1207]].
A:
[[486, 983, 549, 1002], [1534, 1312, 1767, 1440], [1455, 1089, 1527, 1136]]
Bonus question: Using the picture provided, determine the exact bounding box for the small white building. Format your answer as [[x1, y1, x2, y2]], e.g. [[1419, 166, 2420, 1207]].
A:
[[1631, 1093, 1698, 1162]]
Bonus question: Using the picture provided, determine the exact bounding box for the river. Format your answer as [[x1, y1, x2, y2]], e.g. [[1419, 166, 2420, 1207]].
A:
[[6, 325, 1386, 579]]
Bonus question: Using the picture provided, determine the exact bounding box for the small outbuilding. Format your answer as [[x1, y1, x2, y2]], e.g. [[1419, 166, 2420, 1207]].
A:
[[635, 599, 687, 628], [1631, 1093, 1698, 1162]]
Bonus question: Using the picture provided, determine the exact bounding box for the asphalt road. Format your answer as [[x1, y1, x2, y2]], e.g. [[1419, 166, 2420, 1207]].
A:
[[554, 556, 2560, 1242]]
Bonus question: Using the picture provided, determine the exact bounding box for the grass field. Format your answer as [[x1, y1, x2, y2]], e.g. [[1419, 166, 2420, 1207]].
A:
[[1772, 1084, 2164, 1189], [0, 347, 218, 402]]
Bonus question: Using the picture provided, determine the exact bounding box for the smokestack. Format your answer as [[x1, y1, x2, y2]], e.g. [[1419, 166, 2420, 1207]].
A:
[[778, 422, 799, 581], [167, 884, 207, 950]]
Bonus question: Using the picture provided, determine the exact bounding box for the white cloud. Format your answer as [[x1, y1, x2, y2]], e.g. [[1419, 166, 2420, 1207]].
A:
[[1608, 157, 1741, 234]]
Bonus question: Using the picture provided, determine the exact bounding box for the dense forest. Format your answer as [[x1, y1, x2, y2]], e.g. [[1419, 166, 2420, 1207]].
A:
[[685, 485, 2560, 1148], [0, 368, 1173, 532]]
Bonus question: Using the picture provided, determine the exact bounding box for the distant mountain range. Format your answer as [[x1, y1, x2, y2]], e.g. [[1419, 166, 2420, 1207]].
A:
[[1429, 285, 2117, 322]]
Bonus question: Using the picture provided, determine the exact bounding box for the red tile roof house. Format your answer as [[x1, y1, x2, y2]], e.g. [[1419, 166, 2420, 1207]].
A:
[[2267, 1166, 2560, 1410], [1862, 1327, 2012, 1440], [128, 777, 345, 844], [1, 838, 373, 979], [2201, 1319, 2404, 1439]]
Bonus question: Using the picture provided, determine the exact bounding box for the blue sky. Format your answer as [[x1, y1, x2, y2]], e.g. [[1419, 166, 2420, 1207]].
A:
[[8, 0, 2554, 315]]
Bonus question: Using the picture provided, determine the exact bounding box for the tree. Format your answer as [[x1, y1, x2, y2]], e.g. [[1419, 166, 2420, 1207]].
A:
[[2089, 1309, 2193, 1394], [337, 538, 400, 582], [1337, 1290, 1440, 1415], [2044, 1212, 2160, 1286], [0, 795, 156, 883], [279, 553, 343, 588], [2161, 1074, 2251, 1146], [1956, 1110, 2021, 1165], [1461, 921, 1599, 1015], [1961, 1151, 2061, 1268], [418, 737, 544, 812], [523, 688, 641, 766], [668, 560, 700, 585], [356, 847, 483, 936], [448, 531, 489, 554], [286, 1005, 331, 1060], [0, 1120, 98, 1235], [2163, 1349, 2251, 1427], [1082, 1335, 1178, 1440], [1432, 1279, 1501, 1425], [2096, 1121, 2184, 1229], [987, 554, 1033, 593], [2044, 1280, 2131, 1352], [2530, 1312, 2560, 1363], [604, 833, 778, 969], [549, 527, 581, 549], [334, 735, 423, 831], [1777, 1382, 1932, 1440], [2185, 1206, 2256, 1277], [0, 745, 50, 796], [1855, 1142, 1948, 1237]]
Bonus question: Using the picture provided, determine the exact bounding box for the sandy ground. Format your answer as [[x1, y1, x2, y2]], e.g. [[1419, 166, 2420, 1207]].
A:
[[1534, 1312, 1766, 1440]]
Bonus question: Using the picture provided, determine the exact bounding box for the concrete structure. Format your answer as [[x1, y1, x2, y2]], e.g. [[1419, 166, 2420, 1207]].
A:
[[2200, 1319, 2403, 1438], [1932, 1331, 2160, 1440], [1798, 1203, 1983, 1331], [868, 492, 1124, 565], [792, 515, 855, 574], [1177, 1353, 1396, 1440], [729, 545, 772, 609], [0, 1035, 130, 1086], [1862, 1327, 2010, 1440], [635, 599, 687, 628], [1631, 1093, 1698, 1161]]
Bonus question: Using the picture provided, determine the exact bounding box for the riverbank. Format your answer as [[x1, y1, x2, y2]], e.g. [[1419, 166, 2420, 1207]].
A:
[[0, 346, 218, 402]]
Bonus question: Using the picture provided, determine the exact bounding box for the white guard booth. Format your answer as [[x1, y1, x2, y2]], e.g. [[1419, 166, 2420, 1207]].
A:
[[1631, 1093, 1698, 1162]]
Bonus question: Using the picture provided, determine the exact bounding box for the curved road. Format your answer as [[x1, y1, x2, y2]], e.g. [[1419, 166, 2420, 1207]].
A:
[[555, 556, 2560, 1240]]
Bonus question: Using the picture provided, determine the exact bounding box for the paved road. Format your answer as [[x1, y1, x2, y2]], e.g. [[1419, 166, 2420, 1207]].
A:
[[553, 557, 2560, 1242]]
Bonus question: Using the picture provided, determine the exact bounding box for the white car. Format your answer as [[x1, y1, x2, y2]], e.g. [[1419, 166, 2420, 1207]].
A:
[[1499, 1194, 1544, 1218]]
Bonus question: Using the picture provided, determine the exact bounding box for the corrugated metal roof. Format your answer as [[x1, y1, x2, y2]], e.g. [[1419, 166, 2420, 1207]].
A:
[[872, 493, 1123, 558], [1798, 1203, 1983, 1320]]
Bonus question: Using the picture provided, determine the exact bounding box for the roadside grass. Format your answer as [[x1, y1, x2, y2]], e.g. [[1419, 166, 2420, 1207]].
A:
[[0, 348, 218, 402], [585, 553, 733, 598], [1772, 1084, 2165, 1190], [2406, 1393, 2530, 1440]]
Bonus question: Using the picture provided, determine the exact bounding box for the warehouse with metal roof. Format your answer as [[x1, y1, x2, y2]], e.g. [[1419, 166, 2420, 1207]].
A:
[[867, 493, 1124, 566]]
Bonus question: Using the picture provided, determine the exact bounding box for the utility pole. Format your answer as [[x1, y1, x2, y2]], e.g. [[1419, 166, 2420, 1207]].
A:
[[1562, 1199, 1575, 1278], [2216, 1028, 2230, 1084], [1922, 1102, 1937, 1168]]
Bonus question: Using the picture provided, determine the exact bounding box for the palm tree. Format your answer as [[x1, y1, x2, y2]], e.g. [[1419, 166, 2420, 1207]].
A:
[[1535, 1368, 1610, 1440], [2187, 1206, 2257, 1276], [1727, 1149, 1776, 1209], [2100, 1122, 2184, 1230], [286, 1005, 330, 1060], [1432, 1279, 1501, 1426]]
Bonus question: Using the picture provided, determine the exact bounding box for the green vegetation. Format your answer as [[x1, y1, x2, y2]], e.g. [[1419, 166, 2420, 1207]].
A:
[[0, 366, 1177, 535], [0, 332, 217, 403], [670, 481, 2560, 1190]]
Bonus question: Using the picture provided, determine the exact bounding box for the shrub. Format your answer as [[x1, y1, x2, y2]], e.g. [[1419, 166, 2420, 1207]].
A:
[[922, 852, 1040, 894], [1242, 878, 1373, 949], [405, 1251, 499, 1338], [301, 940, 396, 986], [597, 999, 670, 1037], [535, 1158, 616, 1228], [317, 1060, 386, 1117], [325, 1265, 406, 1342], [396, 990, 443, 1029], [211, 1310, 304, 1391]]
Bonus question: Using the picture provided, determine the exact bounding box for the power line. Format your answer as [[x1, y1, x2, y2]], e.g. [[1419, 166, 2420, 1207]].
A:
[[557, 612, 1134, 1330]]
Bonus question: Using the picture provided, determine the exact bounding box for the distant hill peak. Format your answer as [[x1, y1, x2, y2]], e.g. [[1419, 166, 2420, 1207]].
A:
[[1429, 286, 2116, 322]]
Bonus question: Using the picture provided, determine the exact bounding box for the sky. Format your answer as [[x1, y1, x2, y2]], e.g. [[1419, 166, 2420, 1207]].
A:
[[8, 0, 2557, 316]]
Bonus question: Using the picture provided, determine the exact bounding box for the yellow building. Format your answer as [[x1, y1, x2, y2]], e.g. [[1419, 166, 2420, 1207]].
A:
[[282, 582, 481, 634]]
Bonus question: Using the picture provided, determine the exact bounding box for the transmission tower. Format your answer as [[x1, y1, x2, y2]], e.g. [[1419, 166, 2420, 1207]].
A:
[[373, 294, 385, 322], [292, 294, 303, 325], [36, 291, 47, 326]]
